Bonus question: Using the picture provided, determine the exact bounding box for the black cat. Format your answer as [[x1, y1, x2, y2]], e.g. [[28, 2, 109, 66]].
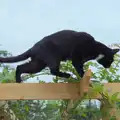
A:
[[0, 30, 119, 83]]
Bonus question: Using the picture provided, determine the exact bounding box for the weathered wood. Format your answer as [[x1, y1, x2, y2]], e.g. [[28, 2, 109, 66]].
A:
[[0, 70, 91, 100], [80, 69, 92, 96]]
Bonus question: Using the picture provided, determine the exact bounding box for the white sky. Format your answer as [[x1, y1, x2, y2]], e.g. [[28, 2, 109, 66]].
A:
[[0, 0, 120, 82], [0, 0, 120, 55]]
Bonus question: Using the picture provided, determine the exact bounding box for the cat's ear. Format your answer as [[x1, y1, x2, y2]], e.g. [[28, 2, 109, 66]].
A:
[[112, 48, 119, 54]]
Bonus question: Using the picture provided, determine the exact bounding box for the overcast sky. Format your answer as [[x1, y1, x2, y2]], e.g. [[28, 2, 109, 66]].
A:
[[0, 0, 120, 55]]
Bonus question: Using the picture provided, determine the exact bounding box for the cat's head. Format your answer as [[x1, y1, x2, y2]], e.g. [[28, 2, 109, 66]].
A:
[[96, 48, 119, 68]]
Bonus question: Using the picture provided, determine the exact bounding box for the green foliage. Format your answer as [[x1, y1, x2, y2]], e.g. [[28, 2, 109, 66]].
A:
[[87, 83, 120, 119], [0, 50, 15, 83], [0, 50, 11, 57], [9, 100, 60, 120], [0, 66, 16, 83]]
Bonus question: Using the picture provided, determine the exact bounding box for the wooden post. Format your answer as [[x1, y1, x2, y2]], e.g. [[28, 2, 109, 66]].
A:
[[79, 69, 91, 98], [61, 69, 92, 120]]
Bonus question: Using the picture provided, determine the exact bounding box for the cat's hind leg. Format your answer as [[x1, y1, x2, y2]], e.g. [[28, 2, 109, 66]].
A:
[[16, 60, 46, 83], [72, 60, 84, 77]]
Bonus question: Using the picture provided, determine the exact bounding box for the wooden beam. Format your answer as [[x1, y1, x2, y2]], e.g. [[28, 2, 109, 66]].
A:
[[103, 83, 120, 97], [0, 70, 91, 100], [88, 83, 120, 99], [0, 83, 79, 100]]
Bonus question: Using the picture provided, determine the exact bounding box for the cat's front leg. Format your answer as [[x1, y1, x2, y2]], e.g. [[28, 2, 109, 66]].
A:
[[50, 67, 71, 78], [72, 61, 84, 77]]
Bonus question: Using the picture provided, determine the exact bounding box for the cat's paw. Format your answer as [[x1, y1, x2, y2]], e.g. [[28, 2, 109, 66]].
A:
[[62, 73, 71, 78], [16, 79, 22, 83]]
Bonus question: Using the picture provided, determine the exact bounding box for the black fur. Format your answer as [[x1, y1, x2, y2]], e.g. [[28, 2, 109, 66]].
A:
[[0, 30, 119, 83]]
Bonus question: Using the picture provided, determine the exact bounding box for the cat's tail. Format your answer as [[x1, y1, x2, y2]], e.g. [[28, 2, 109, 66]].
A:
[[0, 49, 31, 63]]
